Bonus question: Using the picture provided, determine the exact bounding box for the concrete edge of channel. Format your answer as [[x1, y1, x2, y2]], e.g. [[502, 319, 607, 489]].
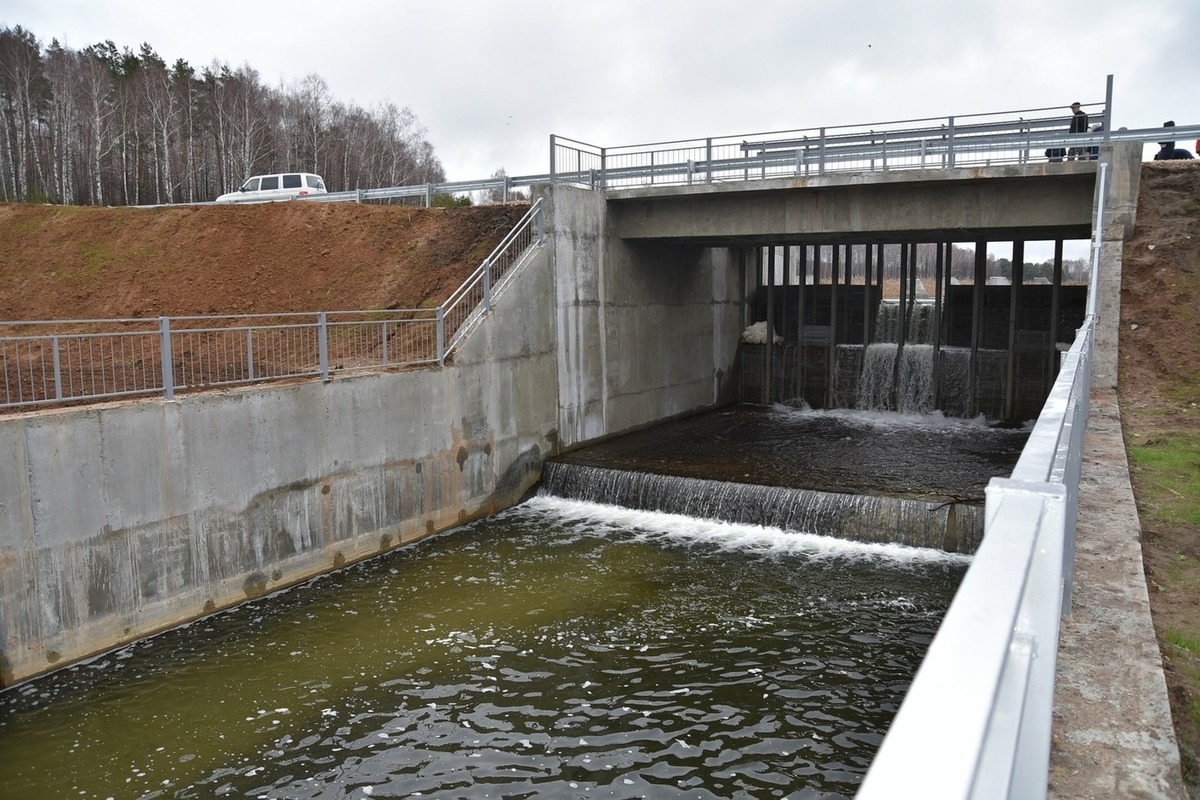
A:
[[1048, 388, 1188, 799]]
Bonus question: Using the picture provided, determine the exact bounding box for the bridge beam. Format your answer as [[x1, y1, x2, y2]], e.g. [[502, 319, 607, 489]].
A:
[[606, 165, 1096, 246]]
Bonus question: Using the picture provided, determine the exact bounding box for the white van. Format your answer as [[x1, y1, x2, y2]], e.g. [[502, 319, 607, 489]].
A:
[[215, 172, 328, 204]]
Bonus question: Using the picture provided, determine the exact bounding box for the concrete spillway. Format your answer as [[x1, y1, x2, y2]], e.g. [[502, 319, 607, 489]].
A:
[[543, 405, 1030, 554], [540, 461, 982, 552]]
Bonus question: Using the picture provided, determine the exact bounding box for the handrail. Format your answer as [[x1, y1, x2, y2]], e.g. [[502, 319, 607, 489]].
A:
[[439, 198, 546, 361], [858, 127, 1112, 798], [0, 201, 546, 409], [290, 122, 1192, 203], [739, 116, 1074, 154], [858, 316, 1092, 799]]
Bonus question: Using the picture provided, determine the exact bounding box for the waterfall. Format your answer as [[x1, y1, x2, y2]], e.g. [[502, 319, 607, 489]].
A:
[[853, 299, 942, 413], [874, 299, 935, 344], [856, 343, 897, 411], [540, 462, 982, 553]]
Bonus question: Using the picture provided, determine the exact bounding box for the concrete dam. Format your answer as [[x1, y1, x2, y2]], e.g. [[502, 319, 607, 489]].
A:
[[0, 139, 1160, 796], [0, 145, 1130, 684]]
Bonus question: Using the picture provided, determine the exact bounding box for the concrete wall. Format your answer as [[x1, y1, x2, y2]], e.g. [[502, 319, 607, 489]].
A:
[[0, 243, 560, 687], [607, 166, 1098, 244], [543, 184, 746, 447], [0, 184, 749, 686], [1091, 142, 1143, 388]]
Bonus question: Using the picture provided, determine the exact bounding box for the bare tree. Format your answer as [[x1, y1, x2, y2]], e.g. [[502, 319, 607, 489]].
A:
[[0, 26, 51, 200], [0, 26, 447, 205]]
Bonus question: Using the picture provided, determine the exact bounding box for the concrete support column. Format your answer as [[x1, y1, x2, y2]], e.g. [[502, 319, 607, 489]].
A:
[[1092, 142, 1142, 389]]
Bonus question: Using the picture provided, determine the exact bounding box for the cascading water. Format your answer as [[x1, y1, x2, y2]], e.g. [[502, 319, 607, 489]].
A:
[[872, 298, 936, 344], [853, 299, 940, 414], [540, 405, 1029, 557], [540, 461, 982, 554]]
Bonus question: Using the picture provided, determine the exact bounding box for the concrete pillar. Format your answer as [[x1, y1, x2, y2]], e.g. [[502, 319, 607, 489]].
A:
[[1092, 142, 1142, 389]]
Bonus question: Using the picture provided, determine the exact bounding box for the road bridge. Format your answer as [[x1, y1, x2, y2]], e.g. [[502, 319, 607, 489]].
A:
[[606, 163, 1095, 246], [533, 138, 1182, 797]]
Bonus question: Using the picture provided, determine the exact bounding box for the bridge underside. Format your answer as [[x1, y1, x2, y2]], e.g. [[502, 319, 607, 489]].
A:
[[605, 166, 1096, 246], [605, 166, 1098, 423]]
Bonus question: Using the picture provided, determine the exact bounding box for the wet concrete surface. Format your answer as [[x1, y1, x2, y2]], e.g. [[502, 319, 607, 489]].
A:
[[552, 404, 1030, 504], [1049, 389, 1188, 799]]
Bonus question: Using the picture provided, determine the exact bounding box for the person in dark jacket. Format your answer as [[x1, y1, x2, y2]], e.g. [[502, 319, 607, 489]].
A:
[[1067, 102, 1089, 160], [1158, 120, 1177, 150], [1154, 121, 1194, 160], [1154, 144, 1194, 160]]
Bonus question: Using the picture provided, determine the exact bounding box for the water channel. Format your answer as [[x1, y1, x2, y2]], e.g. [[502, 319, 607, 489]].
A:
[[0, 495, 967, 799]]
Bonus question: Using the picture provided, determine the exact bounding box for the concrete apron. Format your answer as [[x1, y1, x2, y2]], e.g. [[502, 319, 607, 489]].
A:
[[1049, 388, 1187, 799]]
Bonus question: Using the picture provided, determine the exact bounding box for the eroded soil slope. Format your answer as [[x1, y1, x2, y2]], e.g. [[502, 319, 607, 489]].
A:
[[0, 201, 529, 319], [1119, 160, 1200, 790]]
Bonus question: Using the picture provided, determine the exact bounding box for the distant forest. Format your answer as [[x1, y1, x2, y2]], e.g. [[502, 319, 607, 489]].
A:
[[0, 25, 445, 206]]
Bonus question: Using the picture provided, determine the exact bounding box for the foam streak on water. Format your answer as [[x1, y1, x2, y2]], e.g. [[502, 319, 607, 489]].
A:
[[528, 495, 972, 565], [0, 501, 965, 799]]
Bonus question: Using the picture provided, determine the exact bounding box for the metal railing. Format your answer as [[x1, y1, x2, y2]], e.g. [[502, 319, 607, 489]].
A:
[[1, 199, 544, 410], [547, 100, 1117, 189], [857, 163, 1110, 798], [440, 196, 546, 360], [293, 119, 1198, 204], [858, 316, 1092, 799], [282, 119, 1197, 204]]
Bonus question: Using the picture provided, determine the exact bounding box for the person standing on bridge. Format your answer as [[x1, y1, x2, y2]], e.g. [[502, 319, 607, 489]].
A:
[[1067, 102, 1089, 161]]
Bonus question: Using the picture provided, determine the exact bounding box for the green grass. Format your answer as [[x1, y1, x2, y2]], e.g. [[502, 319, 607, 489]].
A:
[[1167, 630, 1200, 732], [1167, 629, 1200, 658], [1128, 431, 1200, 526], [1165, 384, 1200, 406]]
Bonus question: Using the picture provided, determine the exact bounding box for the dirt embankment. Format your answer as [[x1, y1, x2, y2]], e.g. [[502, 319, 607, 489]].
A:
[[0, 201, 529, 320], [1119, 161, 1200, 791]]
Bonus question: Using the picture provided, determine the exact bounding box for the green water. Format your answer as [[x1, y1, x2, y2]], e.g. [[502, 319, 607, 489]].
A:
[[0, 497, 966, 799]]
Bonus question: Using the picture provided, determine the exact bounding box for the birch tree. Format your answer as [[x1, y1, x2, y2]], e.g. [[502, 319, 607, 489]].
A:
[[0, 26, 51, 200]]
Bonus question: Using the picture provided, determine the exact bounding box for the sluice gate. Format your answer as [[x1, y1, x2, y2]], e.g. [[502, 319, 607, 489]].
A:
[[739, 241, 1089, 423]]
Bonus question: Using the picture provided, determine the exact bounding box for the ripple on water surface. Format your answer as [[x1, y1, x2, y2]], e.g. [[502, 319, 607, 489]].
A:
[[0, 497, 966, 799]]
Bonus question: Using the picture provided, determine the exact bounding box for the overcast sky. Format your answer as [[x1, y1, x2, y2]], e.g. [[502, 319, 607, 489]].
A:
[[6, 0, 1197, 185]]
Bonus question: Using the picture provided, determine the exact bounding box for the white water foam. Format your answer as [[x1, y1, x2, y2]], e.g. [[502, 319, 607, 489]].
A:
[[522, 495, 971, 567], [769, 400, 1001, 432]]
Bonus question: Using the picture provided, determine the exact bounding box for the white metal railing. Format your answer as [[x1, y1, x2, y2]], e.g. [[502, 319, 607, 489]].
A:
[[1, 199, 544, 410], [859, 154, 1108, 796], [857, 323, 1095, 799], [860, 316, 1092, 798], [858, 155, 1110, 799]]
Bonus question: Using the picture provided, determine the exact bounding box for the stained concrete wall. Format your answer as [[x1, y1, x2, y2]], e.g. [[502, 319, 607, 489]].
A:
[[0, 241, 560, 686], [1091, 142, 1143, 388], [0, 184, 749, 686], [543, 184, 746, 447]]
